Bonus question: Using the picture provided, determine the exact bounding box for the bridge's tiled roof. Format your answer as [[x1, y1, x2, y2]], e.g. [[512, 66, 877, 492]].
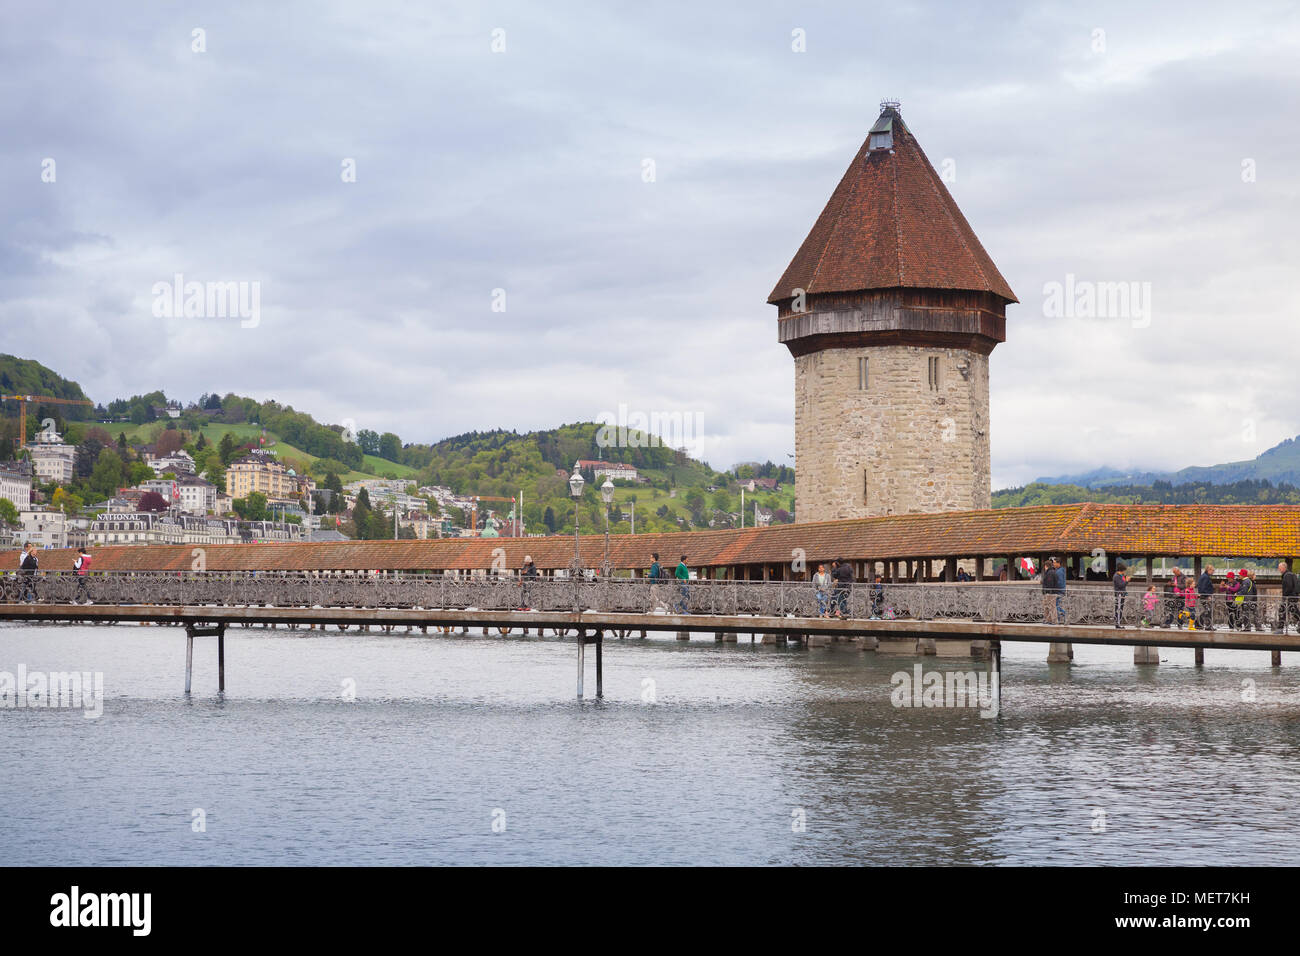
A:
[[6, 503, 1300, 573]]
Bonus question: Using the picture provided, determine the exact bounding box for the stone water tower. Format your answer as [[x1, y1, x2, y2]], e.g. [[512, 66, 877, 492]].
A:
[[769, 102, 1017, 522]]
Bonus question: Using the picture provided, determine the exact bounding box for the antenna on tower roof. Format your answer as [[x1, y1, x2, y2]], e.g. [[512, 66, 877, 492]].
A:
[[880, 99, 901, 112]]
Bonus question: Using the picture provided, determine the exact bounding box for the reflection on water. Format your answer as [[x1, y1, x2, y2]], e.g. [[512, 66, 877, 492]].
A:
[[2, 623, 1297, 865]]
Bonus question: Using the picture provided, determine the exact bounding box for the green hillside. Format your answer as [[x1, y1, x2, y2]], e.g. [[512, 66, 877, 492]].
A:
[[0, 357, 793, 534], [0, 354, 95, 450], [398, 423, 794, 535]]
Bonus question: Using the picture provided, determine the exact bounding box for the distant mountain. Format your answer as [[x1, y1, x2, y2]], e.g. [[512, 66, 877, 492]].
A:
[[1034, 434, 1300, 489]]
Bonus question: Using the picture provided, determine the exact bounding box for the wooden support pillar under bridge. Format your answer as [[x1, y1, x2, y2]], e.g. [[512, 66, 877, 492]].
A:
[[7, 602, 1299, 708], [184, 622, 226, 694], [575, 628, 603, 700]]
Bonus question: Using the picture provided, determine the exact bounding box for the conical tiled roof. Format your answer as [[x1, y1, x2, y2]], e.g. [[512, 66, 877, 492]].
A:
[[768, 106, 1016, 304]]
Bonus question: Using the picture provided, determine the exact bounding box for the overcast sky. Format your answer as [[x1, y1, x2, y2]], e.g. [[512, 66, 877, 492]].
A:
[[2, 0, 1297, 487]]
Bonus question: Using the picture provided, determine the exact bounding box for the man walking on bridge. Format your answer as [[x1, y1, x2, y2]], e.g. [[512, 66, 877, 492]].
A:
[[1042, 557, 1065, 624], [1278, 561, 1298, 633], [1112, 562, 1129, 628], [832, 558, 853, 618], [519, 555, 538, 610], [1238, 568, 1261, 632], [1052, 557, 1067, 624], [19, 542, 39, 603], [674, 555, 690, 613], [1196, 564, 1216, 630]]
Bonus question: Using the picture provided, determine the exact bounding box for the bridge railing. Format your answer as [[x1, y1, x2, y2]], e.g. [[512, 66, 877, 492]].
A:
[[2, 570, 1296, 631]]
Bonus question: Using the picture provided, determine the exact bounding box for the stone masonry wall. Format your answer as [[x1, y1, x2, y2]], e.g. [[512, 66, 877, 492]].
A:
[[793, 345, 991, 522]]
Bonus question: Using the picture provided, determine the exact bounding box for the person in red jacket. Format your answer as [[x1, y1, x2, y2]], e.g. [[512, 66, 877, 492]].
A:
[[1222, 571, 1241, 630], [73, 547, 93, 605]]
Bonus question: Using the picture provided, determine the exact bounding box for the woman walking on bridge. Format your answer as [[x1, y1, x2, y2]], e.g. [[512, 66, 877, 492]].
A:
[[813, 564, 831, 617]]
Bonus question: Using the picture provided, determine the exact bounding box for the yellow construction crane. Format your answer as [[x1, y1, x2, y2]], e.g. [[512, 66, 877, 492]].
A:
[[2, 394, 94, 451]]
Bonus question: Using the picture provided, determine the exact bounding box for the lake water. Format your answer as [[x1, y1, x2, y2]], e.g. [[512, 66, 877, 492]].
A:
[[3, 622, 1298, 866]]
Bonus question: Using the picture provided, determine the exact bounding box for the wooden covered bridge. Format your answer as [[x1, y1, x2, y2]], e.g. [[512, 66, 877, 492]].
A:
[[6, 502, 1300, 585]]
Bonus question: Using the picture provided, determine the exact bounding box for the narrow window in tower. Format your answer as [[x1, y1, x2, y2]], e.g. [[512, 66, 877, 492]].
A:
[[928, 356, 940, 391], [863, 468, 869, 505], [858, 356, 869, 390]]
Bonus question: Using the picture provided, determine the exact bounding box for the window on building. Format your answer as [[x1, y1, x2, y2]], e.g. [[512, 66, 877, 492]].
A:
[[867, 114, 893, 151], [858, 356, 869, 390], [928, 356, 940, 391], [863, 469, 869, 505]]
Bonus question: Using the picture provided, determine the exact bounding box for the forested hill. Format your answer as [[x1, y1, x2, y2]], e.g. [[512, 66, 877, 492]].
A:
[[993, 478, 1300, 508], [0, 354, 797, 534]]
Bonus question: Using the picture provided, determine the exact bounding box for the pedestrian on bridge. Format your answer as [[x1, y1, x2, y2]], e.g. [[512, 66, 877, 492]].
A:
[[1112, 563, 1129, 628], [1161, 569, 1183, 628], [1278, 561, 1298, 633], [1042, 557, 1064, 624], [519, 556, 538, 610], [1052, 557, 1067, 624], [73, 547, 93, 604], [1196, 565, 1216, 630], [19, 543, 39, 603], [813, 564, 831, 617], [675, 555, 690, 613], [1238, 568, 1261, 632], [832, 558, 853, 618], [1222, 571, 1241, 629]]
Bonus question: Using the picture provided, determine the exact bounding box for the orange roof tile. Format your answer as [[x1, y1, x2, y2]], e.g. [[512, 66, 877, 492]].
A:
[[768, 106, 1017, 304], [7, 504, 1300, 574]]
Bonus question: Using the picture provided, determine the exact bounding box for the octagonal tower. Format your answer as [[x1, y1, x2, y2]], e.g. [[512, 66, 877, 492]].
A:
[[770, 102, 1017, 522]]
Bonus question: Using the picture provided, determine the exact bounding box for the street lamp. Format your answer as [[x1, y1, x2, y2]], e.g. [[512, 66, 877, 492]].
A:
[[600, 476, 614, 578], [568, 462, 585, 585]]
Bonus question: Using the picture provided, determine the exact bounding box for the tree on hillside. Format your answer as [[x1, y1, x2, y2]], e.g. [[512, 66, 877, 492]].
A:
[[88, 449, 125, 498], [51, 487, 84, 513], [75, 438, 106, 480], [139, 491, 169, 512], [685, 488, 705, 517], [233, 492, 269, 522], [155, 429, 187, 457], [0, 498, 20, 526], [356, 429, 379, 455], [378, 432, 401, 462], [218, 432, 239, 466], [349, 490, 378, 539]]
